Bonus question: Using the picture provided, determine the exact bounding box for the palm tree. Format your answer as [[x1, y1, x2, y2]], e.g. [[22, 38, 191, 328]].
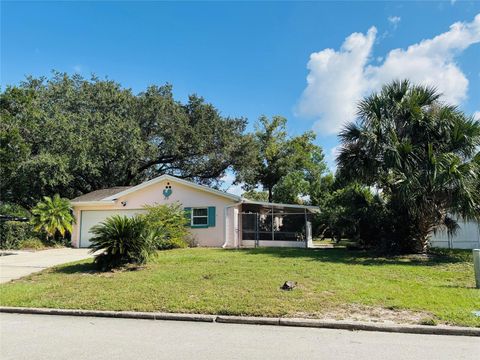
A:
[[337, 80, 480, 253], [89, 215, 155, 270], [31, 194, 74, 241]]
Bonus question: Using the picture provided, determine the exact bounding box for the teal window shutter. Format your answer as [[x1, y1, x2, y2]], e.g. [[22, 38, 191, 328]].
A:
[[208, 206, 216, 227], [184, 207, 192, 227]]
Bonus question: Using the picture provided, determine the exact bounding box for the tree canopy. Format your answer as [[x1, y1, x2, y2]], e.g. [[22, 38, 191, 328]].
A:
[[1, 72, 252, 207], [235, 115, 328, 203], [337, 79, 480, 253]]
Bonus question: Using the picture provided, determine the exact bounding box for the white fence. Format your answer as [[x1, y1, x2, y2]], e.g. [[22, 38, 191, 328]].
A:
[[430, 220, 480, 249]]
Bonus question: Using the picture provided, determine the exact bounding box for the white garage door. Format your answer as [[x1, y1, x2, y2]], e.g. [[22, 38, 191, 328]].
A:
[[79, 210, 146, 248]]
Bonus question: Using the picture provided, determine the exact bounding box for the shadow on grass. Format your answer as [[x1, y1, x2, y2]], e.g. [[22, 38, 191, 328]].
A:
[[238, 247, 471, 267], [53, 260, 147, 275], [54, 261, 98, 274]]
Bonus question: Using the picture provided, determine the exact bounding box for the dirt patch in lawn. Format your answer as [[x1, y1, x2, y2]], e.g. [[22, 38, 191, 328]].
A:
[[291, 304, 436, 325]]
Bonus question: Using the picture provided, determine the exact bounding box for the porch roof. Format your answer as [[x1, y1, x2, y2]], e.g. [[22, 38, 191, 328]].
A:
[[240, 199, 319, 212]]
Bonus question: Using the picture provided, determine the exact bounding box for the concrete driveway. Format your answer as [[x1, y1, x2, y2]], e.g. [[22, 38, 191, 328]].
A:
[[0, 248, 92, 283]]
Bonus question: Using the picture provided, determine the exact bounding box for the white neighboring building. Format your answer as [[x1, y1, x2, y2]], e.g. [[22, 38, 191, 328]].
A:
[[430, 220, 480, 249]]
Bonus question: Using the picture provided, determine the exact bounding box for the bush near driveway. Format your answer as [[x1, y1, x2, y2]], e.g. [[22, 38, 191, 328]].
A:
[[0, 221, 34, 250], [19, 238, 46, 250], [89, 215, 156, 271]]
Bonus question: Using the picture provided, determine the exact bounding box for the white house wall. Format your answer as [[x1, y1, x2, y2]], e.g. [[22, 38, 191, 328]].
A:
[[224, 206, 241, 248]]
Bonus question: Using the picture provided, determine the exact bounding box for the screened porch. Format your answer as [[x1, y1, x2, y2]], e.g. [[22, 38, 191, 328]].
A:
[[239, 202, 316, 248]]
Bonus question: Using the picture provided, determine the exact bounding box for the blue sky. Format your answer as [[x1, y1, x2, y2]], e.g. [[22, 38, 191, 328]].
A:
[[2, 1, 479, 190]]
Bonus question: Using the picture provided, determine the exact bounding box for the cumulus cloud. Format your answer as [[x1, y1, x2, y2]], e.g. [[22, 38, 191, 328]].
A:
[[474, 111, 480, 121], [297, 14, 480, 135], [297, 27, 376, 134]]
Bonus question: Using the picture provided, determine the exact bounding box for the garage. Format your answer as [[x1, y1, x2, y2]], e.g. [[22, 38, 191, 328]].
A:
[[79, 209, 146, 248]]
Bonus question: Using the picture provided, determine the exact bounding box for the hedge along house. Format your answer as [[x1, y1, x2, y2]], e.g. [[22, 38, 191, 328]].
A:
[[70, 175, 317, 249]]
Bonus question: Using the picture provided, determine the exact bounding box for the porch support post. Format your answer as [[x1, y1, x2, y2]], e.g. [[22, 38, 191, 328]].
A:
[[304, 208, 308, 248], [255, 213, 259, 248], [271, 204, 274, 242]]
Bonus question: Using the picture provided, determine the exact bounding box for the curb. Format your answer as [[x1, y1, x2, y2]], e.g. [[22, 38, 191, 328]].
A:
[[1, 307, 478, 337], [277, 318, 480, 336], [0, 307, 215, 322]]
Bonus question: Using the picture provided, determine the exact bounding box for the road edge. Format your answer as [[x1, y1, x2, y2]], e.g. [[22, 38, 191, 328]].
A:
[[1, 306, 478, 336]]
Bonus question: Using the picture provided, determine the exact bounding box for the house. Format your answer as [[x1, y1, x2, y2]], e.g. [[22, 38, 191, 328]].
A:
[[71, 175, 317, 249]]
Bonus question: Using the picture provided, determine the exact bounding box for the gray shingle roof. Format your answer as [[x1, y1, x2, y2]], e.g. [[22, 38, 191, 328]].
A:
[[71, 186, 132, 202]]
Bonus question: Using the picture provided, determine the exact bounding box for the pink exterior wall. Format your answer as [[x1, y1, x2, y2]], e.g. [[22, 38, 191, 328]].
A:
[[71, 179, 239, 248]]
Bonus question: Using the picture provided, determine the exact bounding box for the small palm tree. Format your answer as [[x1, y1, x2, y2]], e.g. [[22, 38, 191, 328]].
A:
[[89, 215, 155, 270], [31, 194, 74, 241]]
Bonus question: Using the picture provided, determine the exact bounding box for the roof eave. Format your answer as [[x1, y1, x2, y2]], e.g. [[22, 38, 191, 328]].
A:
[[240, 199, 319, 212], [71, 200, 116, 207], [102, 174, 241, 202]]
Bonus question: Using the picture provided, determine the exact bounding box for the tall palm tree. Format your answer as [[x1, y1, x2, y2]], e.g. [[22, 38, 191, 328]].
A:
[[31, 194, 74, 241], [337, 80, 480, 253]]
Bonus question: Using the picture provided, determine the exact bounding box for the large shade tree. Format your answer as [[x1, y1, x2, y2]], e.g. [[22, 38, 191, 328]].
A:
[[337, 80, 480, 253], [0, 72, 252, 207], [235, 115, 327, 203]]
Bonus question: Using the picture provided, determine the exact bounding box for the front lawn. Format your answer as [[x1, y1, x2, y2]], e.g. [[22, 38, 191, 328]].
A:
[[1, 248, 479, 327]]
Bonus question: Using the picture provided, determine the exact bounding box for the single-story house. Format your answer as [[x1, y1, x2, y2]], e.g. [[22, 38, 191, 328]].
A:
[[71, 175, 317, 249]]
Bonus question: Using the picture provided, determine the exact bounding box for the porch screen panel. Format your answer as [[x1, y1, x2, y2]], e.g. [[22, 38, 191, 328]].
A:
[[273, 213, 306, 241], [241, 213, 257, 240], [241, 206, 312, 242]]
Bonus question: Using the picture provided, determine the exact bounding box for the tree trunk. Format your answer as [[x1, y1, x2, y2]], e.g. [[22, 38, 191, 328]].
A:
[[268, 187, 273, 203], [413, 218, 432, 254]]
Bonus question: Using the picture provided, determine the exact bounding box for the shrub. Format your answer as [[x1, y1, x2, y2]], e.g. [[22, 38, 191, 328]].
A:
[[0, 221, 34, 249], [140, 203, 191, 250], [315, 183, 395, 251], [0, 203, 30, 219], [89, 215, 155, 271], [19, 238, 46, 250]]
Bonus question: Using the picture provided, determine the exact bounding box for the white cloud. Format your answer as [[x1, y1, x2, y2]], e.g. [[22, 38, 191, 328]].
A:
[[388, 16, 401, 29], [297, 14, 480, 135], [297, 27, 376, 134], [474, 111, 480, 121], [325, 145, 341, 171]]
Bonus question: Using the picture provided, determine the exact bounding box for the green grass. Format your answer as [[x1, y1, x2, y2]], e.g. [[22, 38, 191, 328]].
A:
[[1, 247, 479, 327]]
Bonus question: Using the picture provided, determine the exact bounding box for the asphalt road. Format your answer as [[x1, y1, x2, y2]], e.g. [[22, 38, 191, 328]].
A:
[[0, 313, 478, 360]]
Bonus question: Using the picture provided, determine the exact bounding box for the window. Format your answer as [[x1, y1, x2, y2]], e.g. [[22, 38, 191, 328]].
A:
[[192, 207, 208, 226]]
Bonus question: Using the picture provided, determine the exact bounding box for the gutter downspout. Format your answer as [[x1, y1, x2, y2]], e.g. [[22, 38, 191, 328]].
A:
[[222, 201, 243, 248]]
